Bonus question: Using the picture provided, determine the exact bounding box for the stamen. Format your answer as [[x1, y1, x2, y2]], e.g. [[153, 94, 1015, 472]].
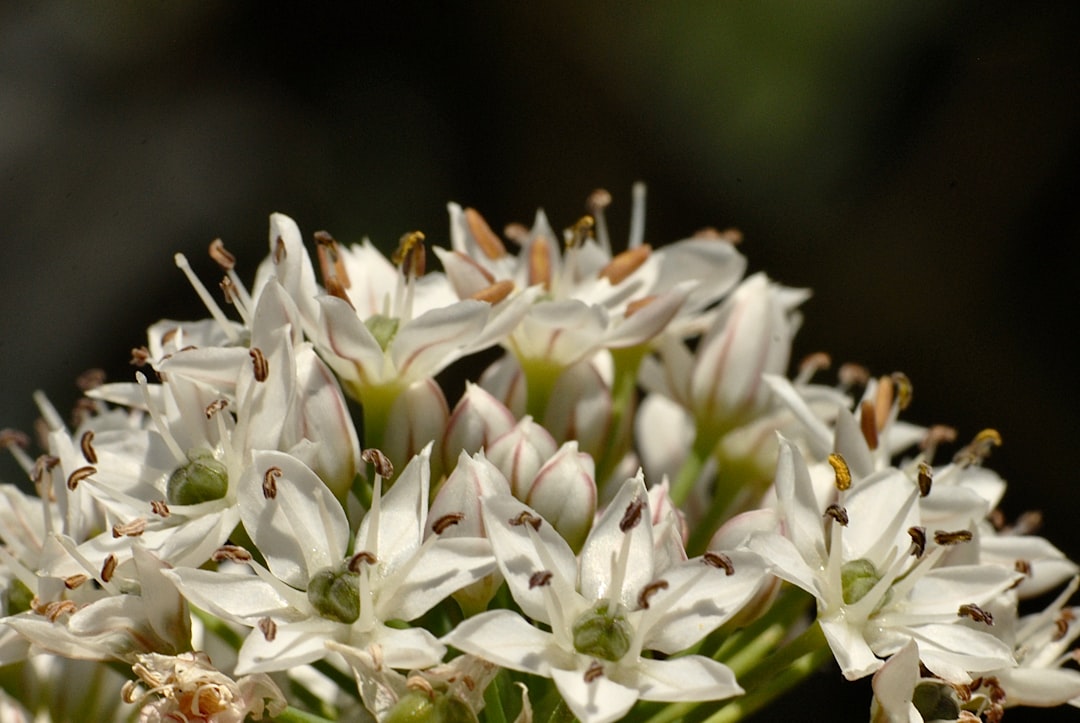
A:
[[211, 545, 252, 563], [31, 454, 60, 487], [908, 526, 927, 557], [273, 235, 287, 264], [325, 274, 355, 308], [249, 348, 269, 382], [101, 554, 118, 583], [565, 215, 595, 250], [917, 463, 932, 497], [173, 253, 240, 344], [204, 399, 228, 419], [874, 375, 894, 432], [509, 511, 543, 531], [637, 580, 669, 609], [208, 238, 236, 270], [1053, 615, 1070, 642], [827, 453, 852, 491], [598, 245, 651, 285], [67, 465, 96, 491], [528, 236, 553, 289], [135, 371, 187, 465], [921, 423, 957, 463], [465, 208, 508, 260], [361, 448, 394, 480], [891, 372, 913, 410], [80, 430, 98, 464], [431, 513, 465, 535], [625, 295, 658, 317], [934, 529, 973, 546], [586, 189, 612, 254], [703, 552, 735, 575], [958, 603, 993, 626], [529, 570, 553, 589], [503, 222, 529, 246], [470, 280, 515, 304], [76, 368, 106, 391], [824, 504, 849, 526], [314, 230, 352, 289], [859, 400, 878, 451], [1010, 510, 1043, 536], [130, 346, 151, 366], [838, 363, 870, 389], [121, 680, 141, 705], [796, 352, 831, 385], [584, 660, 605, 683], [112, 518, 147, 538], [1, 429, 36, 477], [953, 428, 1002, 466], [347, 551, 378, 572], [628, 181, 646, 249], [258, 617, 277, 642], [619, 497, 646, 532], [1014, 559, 1032, 578], [262, 466, 282, 499], [392, 231, 426, 279], [64, 574, 89, 589]]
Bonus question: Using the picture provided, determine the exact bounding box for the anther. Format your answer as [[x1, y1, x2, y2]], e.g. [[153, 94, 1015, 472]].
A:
[[934, 529, 973, 546], [40, 599, 78, 622], [150, 499, 170, 518], [619, 497, 646, 532], [208, 238, 236, 270], [703, 552, 735, 575], [874, 375, 895, 432], [406, 675, 435, 699], [262, 466, 282, 499], [1053, 616, 1071, 642], [838, 363, 870, 388], [509, 511, 543, 531], [211, 545, 252, 563], [470, 280, 515, 304], [824, 504, 849, 526], [958, 603, 993, 626], [465, 208, 508, 260], [1011, 510, 1043, 536], [130, 346, 151, 366], [586, 189, 612, 214], [954, 428, 1002, 466], [919, 425, 957, 457], [64, 574, 89, 590], [432, 513, 465, 535], [249, 348, 269, 382], [828, 453, 852, 491], [205, 399, 228, 418], [31, 454, 59, 486], [121, 680, 140, 705], [101, 554, 118, 583], [219, 276, 238, 305], [598, 245, 652, 285], [112, 518, 147, 538], [76, 368, 106, 391], [859, 400, 879, 451], [891, 372, 912, 410], [625, 295, 658, 317], [78, 431, 98, 464], [361, 448, 394, 479], [258, 617, 277, 642], [908, 526, 927, 557], [273, 236, 287, 264], [917, 463, 932, 497], [584, 660, 604, 683], [67, 465, 96, 490], [503, 222, 529, 245], [529, 571, 553, 589], [347, 550, 378, 572], [528, 237, 552, 289], [0, 428, 30, 450], [565, 215, 595, 249], [393, 231, 426, 279], [798, 352, 832, 382], [314, 230, 352, 289], [637, 580, 669, 610], [324, 276, 355, 308]]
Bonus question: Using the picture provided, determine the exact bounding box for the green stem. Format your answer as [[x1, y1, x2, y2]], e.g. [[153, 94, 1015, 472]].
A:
[[272, 706, 337, 723], [595, 347, 645, 490], [715, 587, 813, 678], [312, 658, 358, 699], [669, 434, 711, 507]]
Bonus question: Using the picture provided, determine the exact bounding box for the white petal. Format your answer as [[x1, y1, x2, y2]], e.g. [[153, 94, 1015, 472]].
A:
[[579, 475, 653, 609], [317, 294, 386, 385], [443, 610, 563, 677], [376, 537, 495, 621], [628, 655, 742, 702], [392, 301, 490, 381], [366, 624, 447, 670], [745, 531, 821, 598], [237, 620, 336, 674], [357, 444, 431, 572], [551, 665, 639, 723], [820, 616, 883, 680], [870, 639, 920, 723], [163, 567, 302, 625], [993, 666, 1080, 707]]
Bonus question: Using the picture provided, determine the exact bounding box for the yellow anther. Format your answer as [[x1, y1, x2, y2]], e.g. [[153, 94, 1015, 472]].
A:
[[565, 215, 595, 249], [891, 372, 913, 410], [828, 453, 852, 491], [392, 231, 427, 278]]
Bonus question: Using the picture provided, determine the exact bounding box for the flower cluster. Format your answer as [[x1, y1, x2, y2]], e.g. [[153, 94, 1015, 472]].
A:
[[2, 185, 1078, 722]]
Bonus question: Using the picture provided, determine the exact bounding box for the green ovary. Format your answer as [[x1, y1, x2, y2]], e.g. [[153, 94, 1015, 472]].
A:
[[572, 601, 633, 662], [385, 691, 478, 723], [307, 567, 361, 624], [166, 449, 228, 506]]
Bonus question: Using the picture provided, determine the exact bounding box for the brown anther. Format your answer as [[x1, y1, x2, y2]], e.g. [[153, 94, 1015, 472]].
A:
[[637, 580, 669, 609], [262, 466, 282, 499], [212, 545, 253, 563], [76, 368, 106, 391], [1053, 616, 1071, 642], [586, 189, 612, 214], [619, 497, 646, 532], [891, 372, 912, 410], [827, 453, 852, 491], [406, 675, 436, 700], [874, 375, 895, 432], [988, 509, 1007, 531], [461, 675, 477, 691], [43, 599, 78, 622], [31, 455, 60, 490], [503, 222, 529, 245], [324, 275, 355, 309], [205, 399, 229, 419], [70, 398, 98, 428], [528, 236, 553, 289], [78, 430, 98, 464], [958, 603, 993, 625], [273, 236, 287, 264], [361, 448, 394, 479], [858, 400, 879, 451], [934, 529, 973, 546], [347, 551, 378, 572], [1011, 510, 1043, 536], [432, 513, 465, 535], [952, 682, 974, 702], [465, 208, 508, 260], [691, 227, 724, 239], [130, 346, 152, 366], [249, 348, 269, 382], [393, 231, 426, 278], [584, 660, 605, 683], [799, 352, 832, 378], [470, 279, 515, 304], [529, 571, 553, 589], [219, 276, 238, 305], [121, 680, 140, 705], [838, 363, 870, 388], [1014, 559, 1032, 578], [703, 552, 735, 575], [824, 504, 849, 526], [67, 465, 96, 490], [314, 230, 352, 289], [908, 526, 927, 557], [625, 295, 658, 317], [953, 428, 1002, 467], [162, 327, 180, 346], [509, 511, 543, 531], [150, 499, 170, 518], [0, 428, 31, 450], [64, 574, 89, 590], [916, 463, 932, 497], [565, 215, 595, 249], [208, 238, 236, 270], [919, 425, 958, 453], [112, 518, 147, 538], [598, 245, 651, 285], [258, 617, 277, 642], [101, 554, 118, 583]]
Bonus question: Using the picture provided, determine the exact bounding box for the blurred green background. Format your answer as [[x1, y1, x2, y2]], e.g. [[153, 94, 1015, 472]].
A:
[[2, 3, 1078, 720]]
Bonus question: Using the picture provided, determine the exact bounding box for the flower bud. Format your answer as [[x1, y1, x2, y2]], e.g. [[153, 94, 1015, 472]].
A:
[[542, 357, 613, 462], [486, 417, 558, 499], [166, 449, 228, 506], [384, 690, 479, 723], [441, 383, 516, 475], [523, 442, 597, 551], [383, 379, 450, 475]]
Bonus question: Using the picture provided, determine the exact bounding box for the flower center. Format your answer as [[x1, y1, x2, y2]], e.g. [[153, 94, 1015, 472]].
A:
[[166, 449, 228, 506], [571, 601, 633, 662], [365, 314, 400, 352], [840, 558, 882, 606], [307, 566, 361, 624]]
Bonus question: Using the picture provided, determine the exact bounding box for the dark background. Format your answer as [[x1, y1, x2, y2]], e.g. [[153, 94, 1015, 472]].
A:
[[2, 3, 1078, 721]]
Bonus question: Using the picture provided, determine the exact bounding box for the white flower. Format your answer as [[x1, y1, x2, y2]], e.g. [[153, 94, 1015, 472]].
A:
[[444, 474, 766, 723]]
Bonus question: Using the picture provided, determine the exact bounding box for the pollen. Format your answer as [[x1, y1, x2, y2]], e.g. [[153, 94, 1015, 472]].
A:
[[393, 231, 427, 279], [828, 453, 852, 491], [565, 215, 595, 249]]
